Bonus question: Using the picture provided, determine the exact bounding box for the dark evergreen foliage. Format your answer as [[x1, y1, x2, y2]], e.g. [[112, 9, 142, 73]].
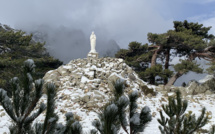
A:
[[115, 20, 215, 86], [34, 111, 83, 134], [92, 103, 120, 134], [62, 112, 83, 134], [0, 59, 46, 134], [158, 90, 209, 134], [129, 91, 152, 134], [112, 79, 125, 101], [92, 80, 152, 134], [33, 83, 58, 134], [115, 41, 151, 72], [0, 25, 62, 94], [0, 59, 83, 134]]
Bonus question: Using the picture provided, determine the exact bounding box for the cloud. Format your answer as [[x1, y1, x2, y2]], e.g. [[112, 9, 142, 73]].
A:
[[201, 16, 215, 34], [0, 0, 173, 49], [188, 12, 215, 35]]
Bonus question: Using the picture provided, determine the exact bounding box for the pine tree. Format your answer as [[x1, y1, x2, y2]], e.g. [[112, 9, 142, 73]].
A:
[[34, 107, 83, 134], [166, 60, 203, 86], [158, 90, 209, 134], [0, 26, 63, 95], [129, 91, 152, 134], [116, 20, 215, 86], [0, 59, 83, 134], [0, 59, 46, 134], [33, 83, 59, 134], [92, 103, 120, 134], [62, 112, 83, 134], [92, 80, 152, 134]]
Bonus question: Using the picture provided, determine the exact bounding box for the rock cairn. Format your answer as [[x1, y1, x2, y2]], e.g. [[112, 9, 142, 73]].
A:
[[43, 57, 149, 109]]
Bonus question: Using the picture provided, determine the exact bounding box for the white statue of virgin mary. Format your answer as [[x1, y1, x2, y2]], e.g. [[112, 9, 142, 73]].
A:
[[90, 31, 96, 53]]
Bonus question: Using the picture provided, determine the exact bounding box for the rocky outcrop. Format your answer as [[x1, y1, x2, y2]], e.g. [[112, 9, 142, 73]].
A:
[[156, 75, 215, 96], [43, 57, 151, 109]]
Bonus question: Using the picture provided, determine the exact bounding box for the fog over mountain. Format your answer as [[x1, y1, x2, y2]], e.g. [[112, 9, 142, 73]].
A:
[[30, 25, 120, 63], [0, 0, 215, 85], [0, 0, 173, 62]]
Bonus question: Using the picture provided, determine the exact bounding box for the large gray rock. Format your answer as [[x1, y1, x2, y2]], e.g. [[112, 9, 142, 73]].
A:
[[157, 75, 215, 96], [186, 75, 215, 95], [43, 70, 60, 82], [108, 73, 125, 91]]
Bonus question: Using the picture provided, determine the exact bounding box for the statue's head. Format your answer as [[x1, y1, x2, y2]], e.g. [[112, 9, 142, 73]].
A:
[[92, 31, 94, 34]]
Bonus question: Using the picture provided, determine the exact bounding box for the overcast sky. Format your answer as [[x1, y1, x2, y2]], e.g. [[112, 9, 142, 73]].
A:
[[0, 0, 215, 85], [1, 0, 215, 48]]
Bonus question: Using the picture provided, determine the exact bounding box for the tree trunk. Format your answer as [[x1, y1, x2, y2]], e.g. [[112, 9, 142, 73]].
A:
[[165, 71, 184, 87], [151, 52, 158, 67], [164, 48, 170, 84], [164, 48, 170, 69], [151, 46, 163, 67], [189, 51, 215, 61], [150, 46, 163, 84]]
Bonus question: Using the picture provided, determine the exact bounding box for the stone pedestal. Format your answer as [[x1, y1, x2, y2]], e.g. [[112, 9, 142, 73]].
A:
[[87, 52, 99, 64], [87, 52, 99, 59]]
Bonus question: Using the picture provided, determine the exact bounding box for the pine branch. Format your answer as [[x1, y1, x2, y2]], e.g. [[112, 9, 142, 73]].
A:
[[116, 96, 129, 134], [24, 103, 46, 125], [42, 83, 57, 134], [158, 90, 209, 134], [11, 77, 21, 117], [22, 79, 44, 122], [0, 89, 17, 122]]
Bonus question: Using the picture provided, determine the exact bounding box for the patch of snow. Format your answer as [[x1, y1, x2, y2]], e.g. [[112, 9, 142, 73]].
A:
[[81, 76, 89, 83], [118, 58, 123, 62], [167, 92, 175, 96], [199, 75, 214, 83], [63, 65, 72, 69], [85, 71, 94, 77], [90, 65, 97, 70]]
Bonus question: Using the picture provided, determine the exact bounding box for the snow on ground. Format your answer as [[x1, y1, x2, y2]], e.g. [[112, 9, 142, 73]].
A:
[[0, 89, 215, 134], [143, 93, 215, 133], [0, 58, 214, 133]]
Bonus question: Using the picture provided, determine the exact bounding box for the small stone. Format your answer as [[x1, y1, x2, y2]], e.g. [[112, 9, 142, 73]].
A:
[[205, 90, 212, 95], [86, 101, 97, 108], [0, 112, 5, 117], [147, 93, 152, 98], [94, 95, 104, 100], [82, 95, 91, 102], [80, 83, 85, 89], [60, 109, 66, 114], [84, 89, 89, 93], [118, 58, 123, 62], [94, 90, 103, 96], [152, 112, 156, 117], [160, 97, 167, 102]]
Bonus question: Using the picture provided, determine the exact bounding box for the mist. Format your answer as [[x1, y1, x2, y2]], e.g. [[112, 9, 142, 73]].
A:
[[0, 0, 213, 85], [0, 0, 173, 50]]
